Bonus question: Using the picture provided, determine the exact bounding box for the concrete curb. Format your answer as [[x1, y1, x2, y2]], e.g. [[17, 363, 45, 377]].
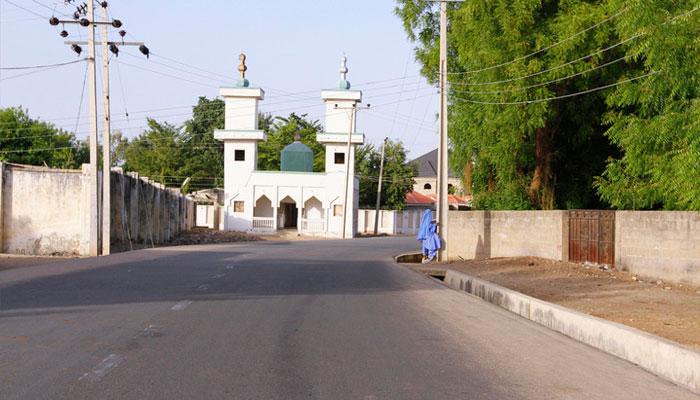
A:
[[443, 270, 700, 393]]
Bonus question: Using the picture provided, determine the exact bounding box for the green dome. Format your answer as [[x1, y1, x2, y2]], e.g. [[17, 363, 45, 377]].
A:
[[281, 141, 314, 172]]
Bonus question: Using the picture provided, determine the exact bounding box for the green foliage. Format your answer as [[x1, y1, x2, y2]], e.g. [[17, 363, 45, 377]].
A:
[[121, 98, 326, 192], [123, 119, 185, 186], [595, 0, 700, 210], [0, 107, 87, 168], [180, 97, 225, 191], [356, 139, 417, 210], [258, 113, 325, 172], [396, 0, 700, 210]]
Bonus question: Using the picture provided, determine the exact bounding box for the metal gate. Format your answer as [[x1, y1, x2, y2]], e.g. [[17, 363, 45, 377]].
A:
[[569, 210, 615, 265]]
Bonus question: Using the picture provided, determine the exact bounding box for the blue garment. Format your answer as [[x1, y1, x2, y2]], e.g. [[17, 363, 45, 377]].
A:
[[422, 222, 442, 260], [416, 209, 433, 241]]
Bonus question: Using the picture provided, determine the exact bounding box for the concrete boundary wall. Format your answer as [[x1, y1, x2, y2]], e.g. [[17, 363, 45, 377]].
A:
[[446, 211, 568, 262], [0, 163, 90, 255], [447, 210, 700, 285], [616, 211, 700, 286], [444, 270, 700, 393], [110, 170, 195, 251], [0, 163, 195, 256], [357, 209, 422, 235]]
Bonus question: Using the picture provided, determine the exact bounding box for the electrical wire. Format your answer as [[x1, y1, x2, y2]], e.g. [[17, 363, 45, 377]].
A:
[[449, 54, 632, 95], [452, 70, 659, 105], [0, 59, 87, 70], [74, 60, 89, 135], [447, 5, 630, 76], [2, 0, 47, 18], [449, 34, 641, 87]]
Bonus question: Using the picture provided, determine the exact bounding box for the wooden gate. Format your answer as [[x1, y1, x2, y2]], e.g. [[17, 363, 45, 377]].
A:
[[569, 210, 615, 265]]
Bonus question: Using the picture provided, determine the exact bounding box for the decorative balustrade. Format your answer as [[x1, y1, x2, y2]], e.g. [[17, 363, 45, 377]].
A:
[[252, 217, 275, 232], [301, 218, 324, 233]]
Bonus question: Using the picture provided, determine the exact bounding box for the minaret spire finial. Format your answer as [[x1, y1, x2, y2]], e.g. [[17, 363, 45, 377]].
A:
[[339, 55, 348, 81], [338, 55, 350, 90], [238, 53, 247, 80]]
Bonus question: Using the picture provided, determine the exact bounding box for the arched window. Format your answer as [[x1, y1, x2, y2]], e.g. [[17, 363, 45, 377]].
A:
[[423, 183, 432, 190]]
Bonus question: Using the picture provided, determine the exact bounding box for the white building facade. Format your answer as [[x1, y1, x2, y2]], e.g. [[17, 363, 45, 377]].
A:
[[214, 55, 363, 238]]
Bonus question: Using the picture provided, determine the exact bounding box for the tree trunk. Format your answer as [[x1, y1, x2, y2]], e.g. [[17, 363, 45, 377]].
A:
[[529, 126, 556, 209]]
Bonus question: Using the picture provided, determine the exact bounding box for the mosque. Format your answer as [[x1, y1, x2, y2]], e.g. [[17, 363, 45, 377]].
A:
[[214, 54, 363, 238]]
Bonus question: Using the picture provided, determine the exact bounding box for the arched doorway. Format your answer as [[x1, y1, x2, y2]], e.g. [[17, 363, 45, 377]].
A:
[[279, 195, 298, 229]]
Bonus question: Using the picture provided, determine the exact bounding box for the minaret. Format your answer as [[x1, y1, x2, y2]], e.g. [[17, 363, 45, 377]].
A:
[[214, 53, 266, 231], [317, 56, 364, 238]]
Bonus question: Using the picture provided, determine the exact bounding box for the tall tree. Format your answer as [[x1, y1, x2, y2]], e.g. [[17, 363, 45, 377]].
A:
[[122, 119, 184, 186], [0, 107, 88, 168], [396, 0, 631, 210], [258, 113, 325, 172], [356, 139, 416, 210], [181, 97, 225, 190], [595, 0, 700, 210]]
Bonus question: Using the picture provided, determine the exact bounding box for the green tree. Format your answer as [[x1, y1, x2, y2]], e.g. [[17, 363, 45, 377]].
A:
[[396, 0, 635, 210], [180, 97, 225, 191], [122, 119, 184, 186], [258, 113, 325, 172], [356, 139, 416, 210], [0, 107, 87, 168], [595, 0, 700, 210]]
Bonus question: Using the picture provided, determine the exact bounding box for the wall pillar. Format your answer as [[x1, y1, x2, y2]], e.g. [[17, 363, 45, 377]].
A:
[[297, 206, 303, 234]]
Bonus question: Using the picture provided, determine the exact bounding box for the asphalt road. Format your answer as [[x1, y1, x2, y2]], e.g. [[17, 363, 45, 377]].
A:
[[0, 237, 696, 399]]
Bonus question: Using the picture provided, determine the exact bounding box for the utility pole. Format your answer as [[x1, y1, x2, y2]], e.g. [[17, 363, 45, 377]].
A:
[[52, 1, 149, 255], [437, 0, 451, 261], [100, 3, 111, 255], [85, 0, 99, 257], [373, 137, 387, 235]]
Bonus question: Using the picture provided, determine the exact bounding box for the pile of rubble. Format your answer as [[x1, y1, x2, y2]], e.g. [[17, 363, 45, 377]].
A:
[[169, 229, 260, 245]]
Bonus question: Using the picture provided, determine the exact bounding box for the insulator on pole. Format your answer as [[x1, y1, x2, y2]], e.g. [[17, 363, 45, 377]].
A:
[[119, 30, 126, 38], [109, 43, 119, 57], [139, 44, 150, 58], [101, 1, 108, 8], [60, 30, 69, 38], [79, 18, 90, 27], [111, 19, 122, 28], [49, 17, 60, 26], [71, 44, 83, 56]]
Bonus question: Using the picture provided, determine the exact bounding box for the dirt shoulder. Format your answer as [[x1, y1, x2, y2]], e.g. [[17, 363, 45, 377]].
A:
[[412, 257, 700, 351]]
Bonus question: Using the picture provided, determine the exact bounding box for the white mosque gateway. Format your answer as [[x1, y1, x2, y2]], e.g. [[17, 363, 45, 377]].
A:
[[214, 54, 363, 237]]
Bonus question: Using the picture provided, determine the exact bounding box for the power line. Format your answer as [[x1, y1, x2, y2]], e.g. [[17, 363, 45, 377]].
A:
[[447, 6, 630, 76], [0, 59, 87, 70], [450, 54, 632, 95], [74, 60, 89, 135], [0, 83, 436, 132], [449, 34, 641, 87], [453, 71, 659, 105], [2, 0, 47, 18]]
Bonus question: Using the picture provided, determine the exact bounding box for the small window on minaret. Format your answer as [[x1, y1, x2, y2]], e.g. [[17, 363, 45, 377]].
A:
[[234, 150, 245, 161], [334, 152, 345, 165]]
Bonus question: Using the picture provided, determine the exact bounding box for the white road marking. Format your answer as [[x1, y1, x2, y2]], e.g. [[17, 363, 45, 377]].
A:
[[196, 284, 209, 292], [78, 354, 125, 382], [225, 265, 235, 270], [171, 300, 192, 311], [211, 273, 226, 279]]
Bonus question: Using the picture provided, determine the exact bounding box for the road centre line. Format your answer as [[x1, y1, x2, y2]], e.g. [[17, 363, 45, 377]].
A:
[[171, 300, 193, 311], [78, 354, 125, 382]]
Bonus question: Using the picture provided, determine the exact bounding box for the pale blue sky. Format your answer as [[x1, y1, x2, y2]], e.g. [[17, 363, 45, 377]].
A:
[[0, 0, 439, 158]]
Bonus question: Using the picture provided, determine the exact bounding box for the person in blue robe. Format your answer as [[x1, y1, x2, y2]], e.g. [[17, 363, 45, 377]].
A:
[[416, 209, 441, 262]]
